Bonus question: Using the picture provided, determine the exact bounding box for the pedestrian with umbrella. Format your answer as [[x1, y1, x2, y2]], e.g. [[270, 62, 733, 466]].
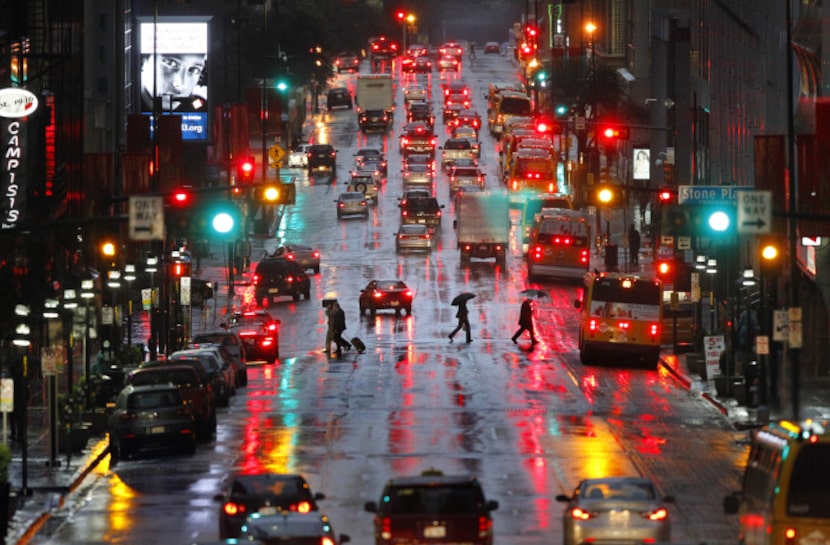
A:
[[449, 293, 474, 343], [512, 297, 538, 347]]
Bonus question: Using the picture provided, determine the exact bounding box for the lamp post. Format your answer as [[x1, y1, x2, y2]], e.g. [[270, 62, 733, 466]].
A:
[[145, 256, 158, 360], [12, 304, 30, 494], [62, 289, 78, 393], [705, 258, 718, 333], [106, 270, 122, 357], [584, 21, 596, 69], [123, 264, 136, 349], [80, 279, 95, 408]]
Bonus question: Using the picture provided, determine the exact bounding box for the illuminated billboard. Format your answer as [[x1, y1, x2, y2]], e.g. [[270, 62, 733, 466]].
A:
[[140, 21, 209, 141]]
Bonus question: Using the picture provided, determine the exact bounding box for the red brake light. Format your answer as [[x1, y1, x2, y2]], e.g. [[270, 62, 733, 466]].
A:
[[588, 319, 598, 332], [224, 501, 245, 516], [570, 507, 593, 520], [650, 323, 659, 337], [295, 501, 312, 513], [618, 321, 631, 329], [645, 508, 668, 521]]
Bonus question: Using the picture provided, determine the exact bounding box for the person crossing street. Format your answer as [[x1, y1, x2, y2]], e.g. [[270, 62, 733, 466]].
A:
[[512, 298, 538, 347]]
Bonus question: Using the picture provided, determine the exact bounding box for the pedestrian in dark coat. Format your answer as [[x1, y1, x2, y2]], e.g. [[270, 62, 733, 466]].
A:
[[512, 298, 538, 346], [331, 303, 351, 356], [628, 223, 641, 266], [449, 300, 472, 343]]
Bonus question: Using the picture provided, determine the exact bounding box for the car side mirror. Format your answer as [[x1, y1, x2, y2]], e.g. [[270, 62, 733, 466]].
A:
[[574, 300, 582, 310], [364, 501, 378, 513]]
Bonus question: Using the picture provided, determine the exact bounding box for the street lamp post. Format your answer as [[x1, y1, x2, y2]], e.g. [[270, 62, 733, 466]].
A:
[[80, 279, 96, 409], [123, 264, 136, 349]]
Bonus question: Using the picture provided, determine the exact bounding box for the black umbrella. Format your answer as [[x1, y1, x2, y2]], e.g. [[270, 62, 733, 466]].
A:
[[519, 288, 550, 299], [451, 292, 476, 306]]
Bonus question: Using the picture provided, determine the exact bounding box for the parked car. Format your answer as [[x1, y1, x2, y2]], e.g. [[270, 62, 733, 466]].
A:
[[253, 258, 312, 305], [287, 143, 311, 168], [223, 309, 281, 363], [336, 191, 369, 219], [192, 330, 248, 385], [269, 244, 321, 274], [108, 384, 197, 461], [364, 471, 498, 545], [395, 224, 433, 253], [214, 472, 326, 538], [555, 477, 673, 545], [169, 347, 234, 407], [124, 365, 216, 440], [240, 512, 349, 545], [359, 279, 414, 317]]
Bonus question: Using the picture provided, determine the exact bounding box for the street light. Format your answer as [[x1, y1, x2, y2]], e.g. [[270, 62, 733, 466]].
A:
[[585, 22, 597, 68], [124, 264, 136, 348], [80, 279, 96, 406]]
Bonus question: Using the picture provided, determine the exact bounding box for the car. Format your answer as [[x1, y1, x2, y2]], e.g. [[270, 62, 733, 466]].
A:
[[401, 164, 434, 187], [452, 124, 478, 140], [336, 191, 369, 219], [484, 41, 501, 54], [411, 56, 432, 73], [108, 384, 197, 461], [192, 330, 248, 384], [124, 365, 217, 440], [270, 244, 321, 274], [555, 477, 673, 545], [401, 153, 436, 173], [399, 123, 437, 156], [399, 196, 444, 228], [400, 56, 418, 73], [395, 224, 433, 253], [333, 51, 360, 73], [307, 144, 337, 174], [442, 103, 465, 123], [252, 258, 312, 305], [223, 309, 281, 363], [448, 165, 485, 194], [353, 148, 387, 174], [370, 36, 399, 60], [443, 82, 471, 106], [326, 87, 353, 110], [287, 143, 311, 168], [358, 109, 390, 132], [184, 341, 243, 393], [347, 171, 379, 201], [399, 189, 433, 206], [452, 109, 482, 133], [403, 83, 428, 103], [364, 471, 498, 545], [169, 347, 235, 407], [440, 138, 478, 168], [406, 44, 429, 57], [439, 42, 465, 59], [359, 279, 414, 317], [214, 473, 326, 539], [437, 54, 460, 72], [240, 512, 350, 545], [406, 102, 435, 130]]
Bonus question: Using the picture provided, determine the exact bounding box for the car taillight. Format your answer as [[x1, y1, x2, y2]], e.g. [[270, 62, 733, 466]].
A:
[[570, 507, 594, 520], [402, 137, 409, 146], [404, 290, 414, 298], [313, 251, 320, 258], [650, 323, 660, 337], [588, 319, 598, 332], [478, 515, 492, 536], [290, 501, 312, 513], [267, 323, 278, 331], [373, 291, 383, 299], [553, 236, 572, 245], [530, 246, 543, 261], [321, 538, 335, 545], [286, 253, 295, 260], [238, 329, 257, 337], [580, 249, 589, 264], [618, 320, 631, 330], [402, 210, 409, 217], [643, 507, 668, 521], [420, 234, 430, 240], [223, 501, 246, 516], [252, 274, 261, 285], [785, 528, 797, 545], [120, 411, 138, 421], [286, 275, 295, 284], [381, 517, 392, 539]]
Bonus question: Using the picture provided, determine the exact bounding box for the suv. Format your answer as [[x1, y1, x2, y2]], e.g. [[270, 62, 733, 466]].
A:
[[192, 331, 248, 386], [359, 109, 390, 132], [253, 258, 312, 305], [307, 144, 337, 174], [399, 196, 444, 229], [364, 472, 498, 545], [327, 87, 353, 110]]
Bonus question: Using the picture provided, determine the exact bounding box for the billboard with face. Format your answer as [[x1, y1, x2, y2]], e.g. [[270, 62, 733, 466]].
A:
[[140, 21, 208, 141]]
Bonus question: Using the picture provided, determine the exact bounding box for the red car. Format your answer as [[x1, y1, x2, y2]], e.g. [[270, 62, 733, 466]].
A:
[[359, 280, 414, 317], [223, 310, 281, 363]]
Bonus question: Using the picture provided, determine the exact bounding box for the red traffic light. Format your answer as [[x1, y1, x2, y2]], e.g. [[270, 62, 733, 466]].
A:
[[657, 188, 675, 203], [526, 26, 537, 38], [237, 156, 256, 183], [172, 190, 190, 205], [396, 10, 406, 21], [599, 125, 631, 140], [656, 259, 674, 283]]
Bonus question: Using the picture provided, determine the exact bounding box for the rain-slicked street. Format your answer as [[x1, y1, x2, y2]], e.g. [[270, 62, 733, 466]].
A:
[[29, 51, 749, 545]]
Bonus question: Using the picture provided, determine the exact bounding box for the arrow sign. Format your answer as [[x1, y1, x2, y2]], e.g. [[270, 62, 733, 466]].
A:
[[736, 190, 771, 234]]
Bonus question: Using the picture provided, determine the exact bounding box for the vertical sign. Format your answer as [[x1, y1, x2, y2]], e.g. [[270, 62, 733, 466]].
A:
[[0, 88, 40, 230]]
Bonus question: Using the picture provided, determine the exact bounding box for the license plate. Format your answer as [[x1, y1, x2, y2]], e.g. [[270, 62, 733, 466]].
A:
[[149, 426, 165, 434], [268, 288, 280, 294], [259, 506, 278, 515], [609, 509, 630, 523], [423, 526, 446, 538], [390, 301, 399, 306], [418, 219, 426, 224]]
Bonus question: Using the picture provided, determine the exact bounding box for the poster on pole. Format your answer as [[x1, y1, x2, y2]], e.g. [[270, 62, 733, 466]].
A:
[[703, 335, 725, 380]]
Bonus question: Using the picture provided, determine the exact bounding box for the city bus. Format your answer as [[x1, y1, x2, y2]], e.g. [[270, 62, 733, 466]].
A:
[[724, 420, 830, 545], [526, 209, 590, 280], [575, 272, 663, 366]]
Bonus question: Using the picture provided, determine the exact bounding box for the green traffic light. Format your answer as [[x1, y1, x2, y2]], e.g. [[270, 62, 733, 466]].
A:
[[536, 71, 547, 81], [707, 210, 731, 232], [555, 104, 568, 116], [212, 212, 235, 234], [276, 81, 288, 92]]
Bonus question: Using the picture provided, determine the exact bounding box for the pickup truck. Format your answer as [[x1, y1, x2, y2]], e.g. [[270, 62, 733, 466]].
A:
[[440, 138, 478, 169]]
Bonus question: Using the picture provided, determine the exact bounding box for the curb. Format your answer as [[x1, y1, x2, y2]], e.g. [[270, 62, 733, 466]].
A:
[[658, 355, 729, 416], [13, 438, 110, 545]]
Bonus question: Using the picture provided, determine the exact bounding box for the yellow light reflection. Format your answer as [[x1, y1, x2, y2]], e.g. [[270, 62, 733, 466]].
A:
[[108, 471, 138, 533]]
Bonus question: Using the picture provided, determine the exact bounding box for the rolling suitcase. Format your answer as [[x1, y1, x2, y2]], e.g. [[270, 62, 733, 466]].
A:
[[350, 337, 366, 354]]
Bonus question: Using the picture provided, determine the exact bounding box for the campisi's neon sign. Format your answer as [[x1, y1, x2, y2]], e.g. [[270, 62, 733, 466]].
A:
[[3, 120, 22, 228]]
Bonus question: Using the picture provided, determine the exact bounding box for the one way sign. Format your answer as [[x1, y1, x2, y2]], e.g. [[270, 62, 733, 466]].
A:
[[736, 190, 771, 234]]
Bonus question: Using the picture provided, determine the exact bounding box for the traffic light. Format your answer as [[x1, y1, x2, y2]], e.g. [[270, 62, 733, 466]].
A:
[[170, 260, 192, 278], [591, 183, 623, 206], [660, 204, 736, 237], [166, 188, 196, 236], [554, 104, 569, 117], [236, 156, 256, 184], [656, 259, 673, 283], [202, 201, 242, 238], [657, 187, 675, 204], [599, 125, 631, 141], [759, 235, 784, 276], [260, 182, 297, 205], [396, 9, 406, 21]]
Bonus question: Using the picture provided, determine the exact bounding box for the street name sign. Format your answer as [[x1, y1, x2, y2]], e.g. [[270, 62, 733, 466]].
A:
[[736, 190, 771, 234], [678, 185, 746, 205]]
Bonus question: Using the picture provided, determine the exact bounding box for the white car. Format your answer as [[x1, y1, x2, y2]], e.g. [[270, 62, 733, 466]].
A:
[[287, 144, 311, 168]]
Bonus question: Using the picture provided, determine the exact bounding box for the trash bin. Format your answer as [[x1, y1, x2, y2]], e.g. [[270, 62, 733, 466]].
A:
[[604, 244, 618, 269]]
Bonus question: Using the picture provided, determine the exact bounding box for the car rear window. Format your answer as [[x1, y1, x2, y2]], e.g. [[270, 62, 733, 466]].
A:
[[128, 390, 180, 410], [387, 485, 482, 515]]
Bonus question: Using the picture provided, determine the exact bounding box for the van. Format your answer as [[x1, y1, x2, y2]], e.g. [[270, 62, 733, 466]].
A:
[[489, 91, 532, 136]]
